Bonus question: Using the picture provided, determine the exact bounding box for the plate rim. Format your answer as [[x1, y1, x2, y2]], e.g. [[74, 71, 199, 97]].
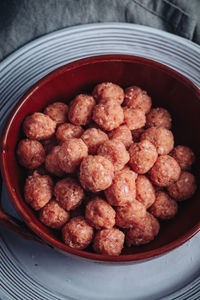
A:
[[1, 22, 200, 70]]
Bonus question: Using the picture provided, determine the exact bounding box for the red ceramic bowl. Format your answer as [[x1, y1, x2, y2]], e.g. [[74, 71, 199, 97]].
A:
[[1, 55, 200, 263]]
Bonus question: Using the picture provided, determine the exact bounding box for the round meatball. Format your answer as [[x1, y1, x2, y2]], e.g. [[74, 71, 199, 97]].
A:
[[45, 146, 65, 177], [44, 102, 68, 125], [17, 139, 45, 169], [81, 128, 108, 154], [126, 212, 160, 246], [146, 107, 172, 129], [39, 200, 70, 229], [123, 86, 152, 114], [92, 82, 124, 104], [141, 127, 174, 155], [68, 94, 96, 126], [149, 191, 178, 220], [136, 175, 155, 208], [57, 138, 88, 173], [97, 140, 130, 171], [123, 107, 146, 130], [54, 177, 84, 211], [105, 168, 136, 206], [56, 123, 84, 143], [115, 201, 146, 228], [79, 155, 114, 192], [92, 99, 124, 131], [108, 125, 133, 148], [93, 228, 125, 256], [24, 171, 53, 210], [171, 145, 195, 170], [149, 155, 181, 187], [85, 197, 116, 229], [129, 140, 158, 174], [167, 171, 197, 201], [23, 112, 56, 140], [62, 216, 94, 249], [132, 128, 145, 142]]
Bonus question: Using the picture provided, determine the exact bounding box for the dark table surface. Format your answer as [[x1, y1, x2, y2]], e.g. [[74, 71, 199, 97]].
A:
[[0, 0, 200, 62]]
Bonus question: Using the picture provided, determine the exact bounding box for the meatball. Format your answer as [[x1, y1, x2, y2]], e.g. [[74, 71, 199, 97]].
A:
[[123, 86, 152, 114], [171, 145, 195, 170], [45, 146, 65, 177], [105, 168, 136, 206], [39, 200, 70, 229], [92, 99, 124, 131], [146, 107, 172, 129], [149, 155, 181, 187], [115, 200, 146, 228], [123, 107, 146, 130], [149, 191, 178, 220], [92, 82, 124, 104], [56, 123, 84, 143], [62, 216, 94, 249], [136, 175, 155, 208], [24, 171, 53, 210], [68, 94, 96, 126], [17, 139, 45, 169], [81, 128, 108, 154], [79, 155, 114, 192], [141, 127, 174, 155], [85, 197, 116, 229], [126, 212, 160, 246], [23, 112, 56, 140], [129, 140, 158, 174], [54, 177, 84, 211], [108, 125, 133, 148], [57, 138, 88, 173], [97, 140, 130, 171], [93, 228, 125, 256], [44, 102, 68, 125], [167, 171, 197, 201], [132, 128, 145, 142]]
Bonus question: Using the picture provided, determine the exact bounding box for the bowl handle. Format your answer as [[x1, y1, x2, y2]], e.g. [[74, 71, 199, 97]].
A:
[[0, 173, 45, 244]]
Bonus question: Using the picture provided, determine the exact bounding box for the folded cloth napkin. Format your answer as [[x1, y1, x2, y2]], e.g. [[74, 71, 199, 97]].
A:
[[0, 0, 199, 61]]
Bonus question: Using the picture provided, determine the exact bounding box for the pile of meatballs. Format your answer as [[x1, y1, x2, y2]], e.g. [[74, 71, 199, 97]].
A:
[[17, 82, 197, 256]]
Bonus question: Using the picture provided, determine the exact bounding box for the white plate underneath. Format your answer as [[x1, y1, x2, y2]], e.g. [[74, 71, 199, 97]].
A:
[[0, 23, 200, 300]]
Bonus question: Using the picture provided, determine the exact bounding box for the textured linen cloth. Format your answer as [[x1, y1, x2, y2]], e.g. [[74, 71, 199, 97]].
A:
[[0, 0, 199, 61]]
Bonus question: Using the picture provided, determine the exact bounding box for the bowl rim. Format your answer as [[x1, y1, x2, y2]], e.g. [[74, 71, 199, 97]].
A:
[[1, 54, 200, 262]]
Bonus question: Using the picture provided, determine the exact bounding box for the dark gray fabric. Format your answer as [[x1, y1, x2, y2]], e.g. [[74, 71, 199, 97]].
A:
[[0, 0, 199, 62], [127, 0, 197, 40]]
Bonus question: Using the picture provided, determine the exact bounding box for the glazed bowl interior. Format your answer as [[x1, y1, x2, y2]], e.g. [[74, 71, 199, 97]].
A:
[[1, 55, 200, 262]]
